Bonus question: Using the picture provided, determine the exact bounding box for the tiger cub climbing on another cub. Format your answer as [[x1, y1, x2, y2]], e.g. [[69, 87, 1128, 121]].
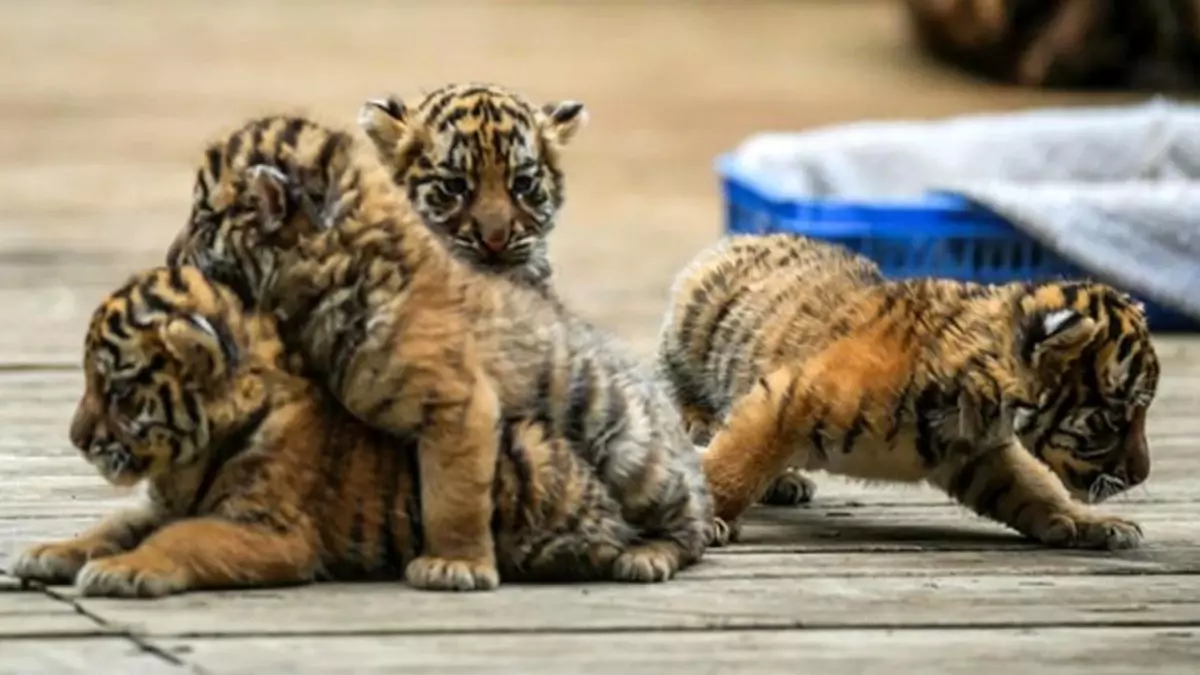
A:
[[167, 114, 714, 592], [12, 266, 637, 598], [358, 82, 587, 290], [659, 232, 1157, 549]]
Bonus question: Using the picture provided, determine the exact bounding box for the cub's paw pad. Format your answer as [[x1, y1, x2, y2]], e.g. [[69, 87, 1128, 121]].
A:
[[11, 542, 105, 584], [759, 471, 817, 506], [708, 517, 742, 548], [75, 557, 185, 598], [1043, 513, 1143, 551], [405, 556, 499, 592], [612, 544, 680, 583]]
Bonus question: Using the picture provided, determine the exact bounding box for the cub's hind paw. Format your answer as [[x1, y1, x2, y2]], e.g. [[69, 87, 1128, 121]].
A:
[[759, 469, 816, 506], [708, 517, 742, 548], [11, 540, 118, 585], [405, 556, 499, 592], [613, 542, 681, 583], [76, 555, 186, 598], [1041, 512, 1143, 551]]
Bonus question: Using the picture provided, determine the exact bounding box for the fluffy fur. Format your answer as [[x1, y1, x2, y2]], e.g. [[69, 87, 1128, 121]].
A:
[[358, 82, 587, 289], [658, 232, 1158, 550], [165, 114, 713, 591], [11, 266, 637, 598]]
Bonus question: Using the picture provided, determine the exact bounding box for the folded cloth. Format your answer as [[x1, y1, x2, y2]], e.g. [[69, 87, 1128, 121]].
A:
[[728, 99, 1200, 319]]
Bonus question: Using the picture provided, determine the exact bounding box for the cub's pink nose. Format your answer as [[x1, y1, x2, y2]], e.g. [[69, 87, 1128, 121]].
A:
[[481, 231, 510, 252]]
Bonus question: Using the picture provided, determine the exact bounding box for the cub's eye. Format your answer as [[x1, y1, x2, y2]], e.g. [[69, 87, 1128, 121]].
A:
[[511, 174, 536, 195], [441, 177, 470, 197]]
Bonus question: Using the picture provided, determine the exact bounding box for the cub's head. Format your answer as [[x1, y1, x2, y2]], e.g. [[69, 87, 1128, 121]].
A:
[[357, 82, 586, 274], [1013, 281, 1160, 503], [167, 116, 347, 304], [70, 266, 280, 487]]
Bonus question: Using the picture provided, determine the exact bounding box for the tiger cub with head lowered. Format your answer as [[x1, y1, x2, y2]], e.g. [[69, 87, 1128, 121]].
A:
[[167, 114, 713, 592], [659, 232, 1157, 549], [358, 82, 587, 290], [11, 266, 636, 597]]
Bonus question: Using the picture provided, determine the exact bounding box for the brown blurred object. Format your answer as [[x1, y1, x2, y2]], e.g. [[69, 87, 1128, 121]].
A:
[[903, 0, 1200, 90]]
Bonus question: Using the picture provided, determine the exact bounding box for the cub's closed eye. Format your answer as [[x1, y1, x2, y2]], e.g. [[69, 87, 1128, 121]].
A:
[[441, 177, 469, 196]]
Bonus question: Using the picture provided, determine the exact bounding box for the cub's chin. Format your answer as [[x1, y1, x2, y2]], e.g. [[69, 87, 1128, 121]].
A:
[[87, 447, 152, 489]]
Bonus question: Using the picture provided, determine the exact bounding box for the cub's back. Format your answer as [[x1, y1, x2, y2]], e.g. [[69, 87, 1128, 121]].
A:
[[658, 233, 884, 418]]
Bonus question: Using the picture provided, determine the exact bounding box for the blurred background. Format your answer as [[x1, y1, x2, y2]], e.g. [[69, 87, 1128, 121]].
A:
[[0, 0, 1183, 360]]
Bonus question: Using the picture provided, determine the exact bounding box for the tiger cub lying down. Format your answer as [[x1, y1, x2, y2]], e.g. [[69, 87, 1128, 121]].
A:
[[11, 266, 637, 598], [658, 233, 1158, 549]]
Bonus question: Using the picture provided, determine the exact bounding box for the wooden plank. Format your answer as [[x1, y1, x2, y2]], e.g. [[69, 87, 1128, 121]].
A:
[[157, 628, 1200, 675], [0, 575, 112, 638], [56, 574, 1200, 637], [5, 514, 1198, 590], [0, 257, 153, 367], [6, 501, 1199, 571], [688, 548, 1200, 579], [730, 500, 1200, 552], [0, 638, 186, 674]]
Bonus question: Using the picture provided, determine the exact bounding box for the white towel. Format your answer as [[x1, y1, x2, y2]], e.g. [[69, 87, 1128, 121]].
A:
[[727, 98, 1200, 319]]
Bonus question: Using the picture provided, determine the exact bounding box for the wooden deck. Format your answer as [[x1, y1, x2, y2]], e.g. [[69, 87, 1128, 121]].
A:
[[2, 1, 1198, 673]]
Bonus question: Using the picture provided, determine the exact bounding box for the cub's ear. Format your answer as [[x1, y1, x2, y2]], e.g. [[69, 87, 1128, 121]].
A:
[[540, 101, 588, 145], [1021, 308, 1100, 374], [161, 314, 234, 383], [358, 95, 412, 151], [245, 164, 292, 233]]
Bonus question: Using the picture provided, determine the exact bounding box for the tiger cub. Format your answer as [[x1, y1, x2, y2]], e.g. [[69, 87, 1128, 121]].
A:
[[166, 115, 713, 591], [658, 232, 1158, 550], [358, 82, 587, 290], [11, 266, 636, 598]]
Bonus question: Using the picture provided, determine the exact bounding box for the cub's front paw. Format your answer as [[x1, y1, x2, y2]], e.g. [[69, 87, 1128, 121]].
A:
[[75, 555, 187, 598], [10, 540, 118, 584], [708, 517, 742, 548], [405, 556, 499, 592], [612, 542, 682, 583], [1041, 512, 1143, 550], [759, 469, 817, 507]]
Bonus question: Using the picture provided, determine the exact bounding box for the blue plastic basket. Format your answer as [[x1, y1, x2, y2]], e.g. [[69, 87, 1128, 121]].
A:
[[717, 154, 1199, 332]]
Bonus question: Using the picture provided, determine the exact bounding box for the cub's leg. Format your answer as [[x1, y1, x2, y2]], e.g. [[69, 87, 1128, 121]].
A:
[[936, 440, 1142, 550], [402, 376, 501, 592], [74, 517, 319, 598], [681, 403, 719, 445], [11, 507, 163, 584], [274, 239, 499, 591], [607, 442, 714, 583], [702, 368, 811, 528], [759, 468, 818, 507], [511, 506, 634, 583], [690, 405, 817, 509], [492, 421, 635, 583], [516, 526, 632, 583]]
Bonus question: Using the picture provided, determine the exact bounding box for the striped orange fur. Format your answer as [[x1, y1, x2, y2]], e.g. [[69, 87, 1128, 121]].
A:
[[359, 82, 586, 290], [658, 233, 1158, 549], [11, 266, 636, 597], [165, 114, 714, 590]]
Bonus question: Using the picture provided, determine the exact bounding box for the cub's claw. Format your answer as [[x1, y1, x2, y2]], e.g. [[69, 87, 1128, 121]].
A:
[[10, 541, 118, 585], [759, 469, 817, 506], [1041, 512, 1143, 550], [75, 556, 187, 598], [612, 542, 681, 583], [405, 555, 500, 592]]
